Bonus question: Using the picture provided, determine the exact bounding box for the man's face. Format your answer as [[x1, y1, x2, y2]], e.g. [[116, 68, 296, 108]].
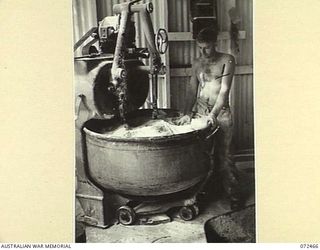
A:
[[197, 42, 215, 58]]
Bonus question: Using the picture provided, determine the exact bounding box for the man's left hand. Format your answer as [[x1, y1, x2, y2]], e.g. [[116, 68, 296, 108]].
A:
[[207, 115, 217, 128]]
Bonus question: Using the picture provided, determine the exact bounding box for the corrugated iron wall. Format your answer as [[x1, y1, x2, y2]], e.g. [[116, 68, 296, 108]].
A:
[[72, 0, 98, 57], [234, 0, 253, 152], [168, 0, 193, 66], [167, 0, 198, 112]]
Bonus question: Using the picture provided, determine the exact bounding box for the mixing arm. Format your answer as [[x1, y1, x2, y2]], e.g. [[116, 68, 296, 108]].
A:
[[111, 0, 167, 121]]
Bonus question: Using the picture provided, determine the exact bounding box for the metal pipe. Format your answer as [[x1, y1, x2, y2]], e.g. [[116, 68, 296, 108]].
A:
[[111, 10, 129, 87], [113, 2, 152, 15], [131, 3, 153, 13], [151, 74, 158, 118]]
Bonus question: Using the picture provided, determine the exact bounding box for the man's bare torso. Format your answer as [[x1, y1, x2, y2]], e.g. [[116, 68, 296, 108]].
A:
[[194, 52, 233, 107]]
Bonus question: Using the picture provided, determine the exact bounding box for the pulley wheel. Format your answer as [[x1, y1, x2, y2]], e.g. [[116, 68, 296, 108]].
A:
[[117, 205, 136, 225], [179, 205, 199, 221]]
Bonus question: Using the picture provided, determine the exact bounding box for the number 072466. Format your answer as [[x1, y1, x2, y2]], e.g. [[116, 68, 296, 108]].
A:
[[300, 244, 319, 248]]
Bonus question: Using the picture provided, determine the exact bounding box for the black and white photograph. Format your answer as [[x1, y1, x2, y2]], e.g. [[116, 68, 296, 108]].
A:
[[3, 0, 320, 245], [73, 0, 255, 243]]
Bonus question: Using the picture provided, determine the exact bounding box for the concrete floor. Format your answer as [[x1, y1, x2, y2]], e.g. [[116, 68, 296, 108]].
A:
[[84, 160, 255, 243]]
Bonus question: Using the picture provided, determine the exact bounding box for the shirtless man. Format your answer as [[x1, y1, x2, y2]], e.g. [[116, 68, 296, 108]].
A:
[[178, 27, 242, 209]]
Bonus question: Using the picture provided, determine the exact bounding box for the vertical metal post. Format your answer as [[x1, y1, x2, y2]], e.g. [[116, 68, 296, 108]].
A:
[[158, 0, 171, 108], [151, 74, 158, 118]]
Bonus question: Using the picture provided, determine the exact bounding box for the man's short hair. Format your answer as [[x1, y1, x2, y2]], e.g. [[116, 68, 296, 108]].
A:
[[196, 27, 219, 43]]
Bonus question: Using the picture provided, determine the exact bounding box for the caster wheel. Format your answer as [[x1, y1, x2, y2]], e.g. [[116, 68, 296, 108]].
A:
[[117, 206, 136, 225], [192, 204, 200, 216], [179, 205, 199, 221]]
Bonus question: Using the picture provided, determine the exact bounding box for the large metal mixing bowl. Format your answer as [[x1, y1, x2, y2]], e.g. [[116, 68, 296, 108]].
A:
[[82, 109, 213, 197]]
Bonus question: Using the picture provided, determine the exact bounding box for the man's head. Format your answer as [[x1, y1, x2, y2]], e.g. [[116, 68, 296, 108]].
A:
[[196, 27, 218, 58]]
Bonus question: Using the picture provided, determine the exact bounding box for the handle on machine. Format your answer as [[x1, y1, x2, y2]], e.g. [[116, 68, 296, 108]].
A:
[[156, 28, 168, 54], [205, 125, 219, 140]]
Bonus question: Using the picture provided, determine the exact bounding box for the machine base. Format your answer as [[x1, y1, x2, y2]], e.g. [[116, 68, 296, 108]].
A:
[[81, 160, 255, 242], [76, 168, 213, 227], [116, 194, 199, 225], [85, 198, 255, 243]]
